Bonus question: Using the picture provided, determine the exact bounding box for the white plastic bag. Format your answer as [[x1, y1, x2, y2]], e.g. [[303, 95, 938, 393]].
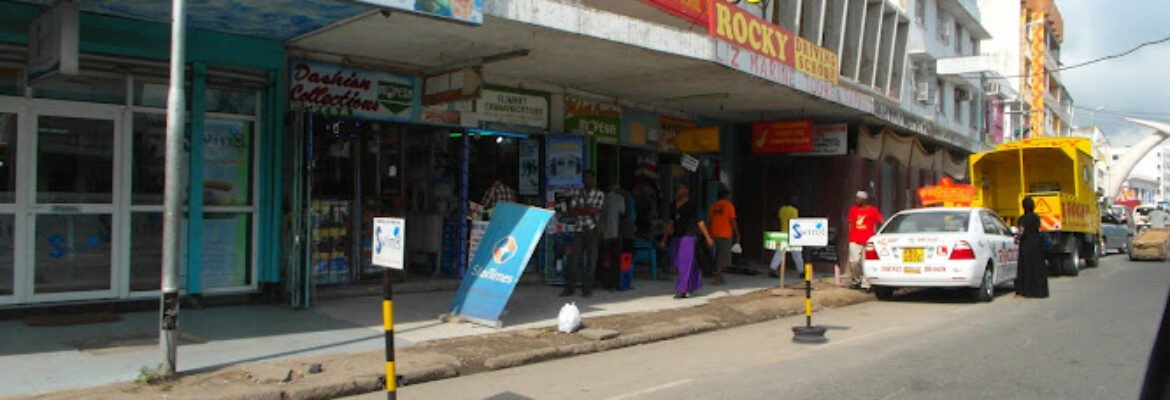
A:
[[557, 302, 582, 333], [730, 243, 743, 254]]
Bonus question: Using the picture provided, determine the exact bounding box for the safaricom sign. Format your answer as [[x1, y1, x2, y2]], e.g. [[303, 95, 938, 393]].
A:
[[789, 217, 829, 247]]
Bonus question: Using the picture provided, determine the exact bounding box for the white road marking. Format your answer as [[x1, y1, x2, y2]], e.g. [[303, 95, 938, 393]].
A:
[[603, 379, 693, 400], [810, 326, 903, 351]]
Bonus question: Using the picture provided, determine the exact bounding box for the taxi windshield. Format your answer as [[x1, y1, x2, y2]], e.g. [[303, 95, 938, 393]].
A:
[[881, 211, 970, 234]]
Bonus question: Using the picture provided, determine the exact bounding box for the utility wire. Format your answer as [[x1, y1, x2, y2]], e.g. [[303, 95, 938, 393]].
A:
[[1061, 34, 1170, 71], [960, 33, 1170, 79], [1073, 105, 1170, 119]]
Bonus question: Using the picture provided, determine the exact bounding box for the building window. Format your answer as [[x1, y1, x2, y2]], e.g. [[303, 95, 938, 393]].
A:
[[936, 9, 951, 44], [936, 79, 946, 116], [954, 22, 962, 54], [953, 87, 962, 122], [970, 95, 979, 129], [129, 81, 261, 292], [970, 35, 980, 56], [915, 0, 926, 24]]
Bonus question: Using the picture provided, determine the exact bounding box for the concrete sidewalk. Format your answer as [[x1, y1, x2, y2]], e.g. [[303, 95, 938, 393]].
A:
[[1, 272, 792, 398]]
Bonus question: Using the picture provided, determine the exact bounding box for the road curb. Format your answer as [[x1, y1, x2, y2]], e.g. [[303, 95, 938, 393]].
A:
[[33, 287, 872, 400]]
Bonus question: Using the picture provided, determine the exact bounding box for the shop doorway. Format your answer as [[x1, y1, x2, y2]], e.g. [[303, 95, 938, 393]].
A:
[[304, 118, 466, 288], [29, 110, 121, 302], [0, 98, 125, 304], [307, 118, 406, 285]]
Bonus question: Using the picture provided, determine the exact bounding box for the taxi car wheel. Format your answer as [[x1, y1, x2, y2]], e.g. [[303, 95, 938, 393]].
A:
[[974, 265, 995, 303], [874, 286, 895, 301]]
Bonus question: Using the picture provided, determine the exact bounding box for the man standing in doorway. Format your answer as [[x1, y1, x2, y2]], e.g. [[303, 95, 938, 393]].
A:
[[847, 190, 883, 290], [481, 172, 517, 211], [708, 188, 739, 286], [599, 184, 627, 291], [560, 170, 605, 298], [770, 196, 804, 278]]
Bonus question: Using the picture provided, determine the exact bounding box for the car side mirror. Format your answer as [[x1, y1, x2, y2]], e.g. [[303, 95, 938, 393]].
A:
[[1010, 227, 1020, 236]]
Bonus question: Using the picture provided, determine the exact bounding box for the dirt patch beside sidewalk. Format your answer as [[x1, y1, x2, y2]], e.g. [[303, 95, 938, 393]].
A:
[[18, 283, 872, 400]]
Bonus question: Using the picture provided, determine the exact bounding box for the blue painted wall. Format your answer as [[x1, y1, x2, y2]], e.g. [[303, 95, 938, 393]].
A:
[[0, 1, 287, 293]]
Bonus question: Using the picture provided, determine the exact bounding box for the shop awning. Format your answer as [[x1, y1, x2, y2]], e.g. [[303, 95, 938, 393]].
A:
[[289, 0, 870, 125]]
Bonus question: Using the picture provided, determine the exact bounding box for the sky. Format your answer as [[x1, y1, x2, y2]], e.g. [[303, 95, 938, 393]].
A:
[[1059, 0, 1170, 148]]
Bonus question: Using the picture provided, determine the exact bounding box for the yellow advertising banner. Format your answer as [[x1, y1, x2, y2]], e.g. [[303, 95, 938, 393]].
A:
[[672, 126, 721, 153], [795, 37, 839, 84], [708, 0, 840, 84]]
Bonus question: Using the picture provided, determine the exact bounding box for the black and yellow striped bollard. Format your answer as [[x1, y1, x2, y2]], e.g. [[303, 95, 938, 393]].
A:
[[792, 263, 828, 344], [383, 270, 398, 400]]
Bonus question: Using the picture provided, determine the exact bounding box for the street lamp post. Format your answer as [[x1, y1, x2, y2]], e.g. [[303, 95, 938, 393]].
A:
[[160, 0, 187, 378]]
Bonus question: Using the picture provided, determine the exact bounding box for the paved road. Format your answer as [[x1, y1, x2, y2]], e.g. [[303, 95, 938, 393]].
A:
[[359, 254, 1168, 400]]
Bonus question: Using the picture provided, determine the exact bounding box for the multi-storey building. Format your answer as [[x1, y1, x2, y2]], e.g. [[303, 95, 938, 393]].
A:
[[903, 0, 994, 142], [977, 0, 1074, 140]]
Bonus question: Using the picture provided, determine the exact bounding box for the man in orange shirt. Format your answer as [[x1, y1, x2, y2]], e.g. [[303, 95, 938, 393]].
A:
[[708, 188, 740, 285]]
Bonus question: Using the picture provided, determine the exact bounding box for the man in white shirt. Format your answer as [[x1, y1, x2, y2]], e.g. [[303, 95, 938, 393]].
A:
[[1150, 208, 1169, 229]]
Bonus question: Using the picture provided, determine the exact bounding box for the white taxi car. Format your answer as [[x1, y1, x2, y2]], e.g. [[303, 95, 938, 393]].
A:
[[865, 208, 1018, 302]]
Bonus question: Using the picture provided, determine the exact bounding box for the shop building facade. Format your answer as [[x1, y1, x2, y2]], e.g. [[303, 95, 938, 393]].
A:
[[0, 0, 380, 307], [0, 0, 1008, 309]]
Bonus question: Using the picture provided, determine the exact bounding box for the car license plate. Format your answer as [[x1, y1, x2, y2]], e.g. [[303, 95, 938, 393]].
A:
[[903, 248, 925, 263], [904, 266, 922, 274]]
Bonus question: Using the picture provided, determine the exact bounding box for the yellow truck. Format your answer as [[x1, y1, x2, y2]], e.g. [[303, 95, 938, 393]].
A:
[[970, 137, 1101, 276]]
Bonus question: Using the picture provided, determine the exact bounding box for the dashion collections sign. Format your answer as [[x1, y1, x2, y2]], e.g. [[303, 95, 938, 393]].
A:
[[288, 59, 417, 121], [707, 0, 838, 84]]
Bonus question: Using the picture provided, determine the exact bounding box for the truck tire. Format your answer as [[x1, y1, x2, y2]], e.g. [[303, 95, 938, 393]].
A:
[[1086, 237, 1100, 268], [1062, 238, 1081, 276]]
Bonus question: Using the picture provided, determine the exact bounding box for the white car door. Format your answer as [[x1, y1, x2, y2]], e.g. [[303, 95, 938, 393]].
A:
[[979, 211, 1014, 283]]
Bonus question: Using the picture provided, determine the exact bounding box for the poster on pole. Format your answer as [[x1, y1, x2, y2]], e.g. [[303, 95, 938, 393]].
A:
[[519, 139, 540, 195], [372, 217, 406, 269], [450, 203, 554, 327], [547, 135, 585, 189]]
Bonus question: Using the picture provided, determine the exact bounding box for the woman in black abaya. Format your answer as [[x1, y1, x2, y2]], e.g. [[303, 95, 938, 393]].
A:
[[1016, 196, 1050, 298]]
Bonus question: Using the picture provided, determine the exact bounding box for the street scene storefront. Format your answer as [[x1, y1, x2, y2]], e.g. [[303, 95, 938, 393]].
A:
[[0, 0, 990, 309]]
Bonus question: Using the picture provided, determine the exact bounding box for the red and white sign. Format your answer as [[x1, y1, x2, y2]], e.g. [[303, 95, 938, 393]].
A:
[[640, 0, 707, 25], [751, 119, 814, 153]]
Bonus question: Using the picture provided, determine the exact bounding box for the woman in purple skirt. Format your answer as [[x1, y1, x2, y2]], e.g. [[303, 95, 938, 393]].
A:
[[660, 183, 714, 299]]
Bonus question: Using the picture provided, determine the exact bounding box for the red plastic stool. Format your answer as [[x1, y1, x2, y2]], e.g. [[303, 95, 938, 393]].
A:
[[619, 253, 633, 290]]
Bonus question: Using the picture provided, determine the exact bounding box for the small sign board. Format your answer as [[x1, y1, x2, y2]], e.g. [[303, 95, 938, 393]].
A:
[[681, 154, 700, 172], [27, 0, 79, 85], [450, 203, 555, 327], [789, 218, 829, 247], [372, 217, 405, 269], [763, 231, 787, 251]]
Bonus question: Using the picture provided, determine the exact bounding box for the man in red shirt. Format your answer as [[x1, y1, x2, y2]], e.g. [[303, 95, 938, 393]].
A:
[[847, 190, 883, 290]]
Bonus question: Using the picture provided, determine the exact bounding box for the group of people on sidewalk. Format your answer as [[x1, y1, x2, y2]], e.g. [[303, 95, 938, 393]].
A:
[[659, 183, 740, 299], [554, 170, 741, 300]]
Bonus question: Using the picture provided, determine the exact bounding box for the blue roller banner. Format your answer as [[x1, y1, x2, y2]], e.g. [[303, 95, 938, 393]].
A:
[[450, 202, 554, 326]]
